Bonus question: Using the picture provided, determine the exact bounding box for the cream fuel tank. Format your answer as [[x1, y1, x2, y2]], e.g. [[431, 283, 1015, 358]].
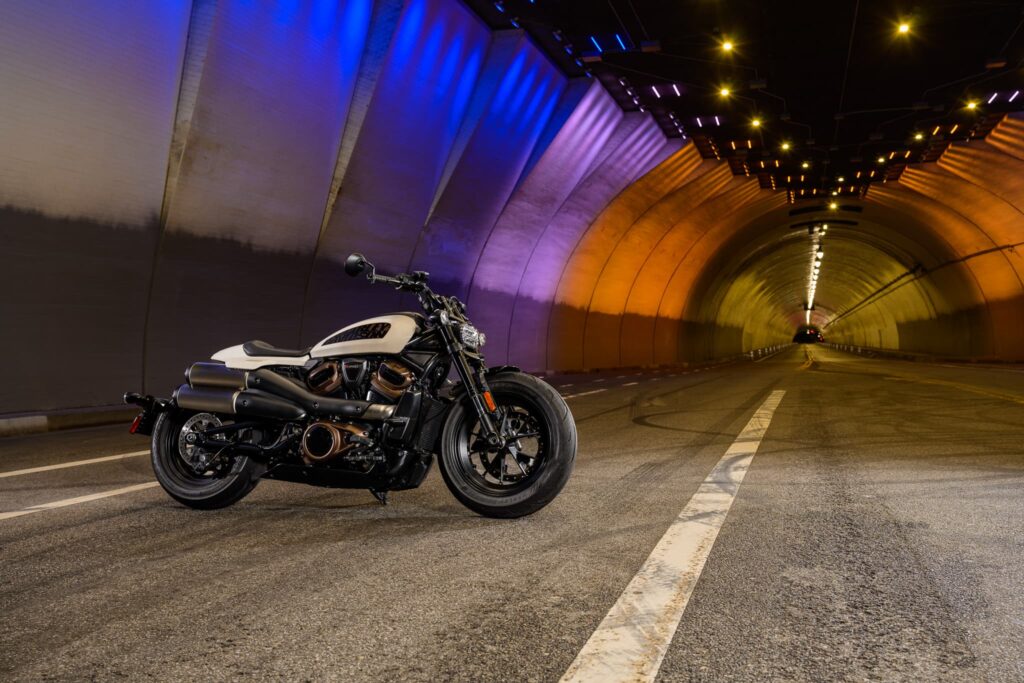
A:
[[210, 315, 421, 370]]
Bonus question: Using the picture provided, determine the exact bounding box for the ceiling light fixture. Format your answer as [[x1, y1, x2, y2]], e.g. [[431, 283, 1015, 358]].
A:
[[897, 22, 910, 34], [877, 156, 886, 164], [720, 87, 731, 97], [721, 39, 733, 52], [801, 161, 810, 169], [829, 201, 838, 210], [782, 142, 791, 150], [914, 132, 924, 141], [751, 118, 761, 127], [966, 100, 978, 110]]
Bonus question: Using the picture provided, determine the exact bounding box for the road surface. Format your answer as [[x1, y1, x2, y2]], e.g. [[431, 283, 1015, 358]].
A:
[[2, 346, 1022, 681]]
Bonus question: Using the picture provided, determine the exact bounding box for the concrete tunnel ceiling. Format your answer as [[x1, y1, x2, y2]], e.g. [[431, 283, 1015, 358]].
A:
[[0, 0, 1023, 418]]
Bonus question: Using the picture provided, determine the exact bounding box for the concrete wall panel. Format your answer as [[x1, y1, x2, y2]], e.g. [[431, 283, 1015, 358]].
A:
[[0, 0, 190, 225], [162, 0, 372, 251], [509, 117, 677, 370]]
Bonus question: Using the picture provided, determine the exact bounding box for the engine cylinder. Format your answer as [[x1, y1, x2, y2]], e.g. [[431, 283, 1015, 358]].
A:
[[306, 360, 342, 395], [370, 360, 413, 400]]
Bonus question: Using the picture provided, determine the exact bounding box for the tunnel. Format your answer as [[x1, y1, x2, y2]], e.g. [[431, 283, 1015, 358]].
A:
[[2, 1, 1024, 680]]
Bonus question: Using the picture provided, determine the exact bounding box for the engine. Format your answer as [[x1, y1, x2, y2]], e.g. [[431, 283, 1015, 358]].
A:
[[299, 358, 418, 466]]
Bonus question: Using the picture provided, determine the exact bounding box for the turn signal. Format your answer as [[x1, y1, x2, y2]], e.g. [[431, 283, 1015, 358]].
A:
[[483, 391, 497, 412]]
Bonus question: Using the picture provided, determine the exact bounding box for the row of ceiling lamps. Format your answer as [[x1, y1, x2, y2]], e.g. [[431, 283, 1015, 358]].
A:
[[804, 225, 827, 324]]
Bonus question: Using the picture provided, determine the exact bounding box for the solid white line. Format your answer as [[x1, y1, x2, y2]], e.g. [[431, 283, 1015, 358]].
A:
[[560, 390, 786, 683], [0, 482, 160, 521], [563, 389, 607, 399], [0, 450, 150, 479], [622, 382, 639, 387]]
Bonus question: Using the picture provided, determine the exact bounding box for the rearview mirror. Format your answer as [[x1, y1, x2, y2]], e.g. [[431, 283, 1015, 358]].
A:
[[345, 253, 368, 277]]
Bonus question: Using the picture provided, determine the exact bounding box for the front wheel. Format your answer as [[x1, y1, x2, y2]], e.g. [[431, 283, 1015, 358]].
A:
[[151, 410, 259, 509], [439, 372, 577, 518]]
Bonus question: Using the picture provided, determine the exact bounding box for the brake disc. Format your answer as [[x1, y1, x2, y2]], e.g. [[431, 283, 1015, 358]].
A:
[[178, 413, 223, 474]]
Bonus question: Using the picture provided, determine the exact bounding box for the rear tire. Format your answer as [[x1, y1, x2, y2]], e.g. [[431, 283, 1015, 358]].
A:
[[439, 372, 576, 518], [151, 411, 259, 510]]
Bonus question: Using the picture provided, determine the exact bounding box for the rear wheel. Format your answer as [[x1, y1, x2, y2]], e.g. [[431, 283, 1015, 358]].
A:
[[439, 372, 576, 518], [151, 410, 259, 509]]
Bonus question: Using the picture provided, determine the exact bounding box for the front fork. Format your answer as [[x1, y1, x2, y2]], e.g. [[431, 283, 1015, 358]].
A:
[[443, 334, 503, 447]]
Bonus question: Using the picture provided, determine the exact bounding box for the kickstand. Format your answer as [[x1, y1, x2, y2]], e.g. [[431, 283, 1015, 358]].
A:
[[370, 489, 388, 506]]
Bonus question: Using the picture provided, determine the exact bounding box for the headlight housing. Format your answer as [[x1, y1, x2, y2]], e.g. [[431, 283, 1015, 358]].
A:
[[459, 323, 486, 349]]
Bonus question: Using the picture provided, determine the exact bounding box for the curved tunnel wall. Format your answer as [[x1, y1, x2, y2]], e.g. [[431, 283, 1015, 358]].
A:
[[1, 1, 1023, 417], [0, 0, 684, 414]]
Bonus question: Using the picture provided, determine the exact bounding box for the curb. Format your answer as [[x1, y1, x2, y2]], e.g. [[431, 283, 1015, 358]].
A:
[[0, 406, 137, 438]]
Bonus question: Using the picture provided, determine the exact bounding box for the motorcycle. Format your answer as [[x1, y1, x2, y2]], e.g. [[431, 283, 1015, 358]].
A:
[[124, 254, 576, 518]]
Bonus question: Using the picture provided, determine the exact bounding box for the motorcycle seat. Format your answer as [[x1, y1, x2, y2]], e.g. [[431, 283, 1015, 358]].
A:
[[242, 340, 311, 358]]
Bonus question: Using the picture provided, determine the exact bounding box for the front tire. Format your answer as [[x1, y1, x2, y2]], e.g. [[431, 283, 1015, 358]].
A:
[[439, 372, 576, 518], [151, 410, 259, 510]]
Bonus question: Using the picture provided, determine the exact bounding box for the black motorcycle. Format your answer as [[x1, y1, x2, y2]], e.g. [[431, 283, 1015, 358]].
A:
[[125, 254, 576, 518]]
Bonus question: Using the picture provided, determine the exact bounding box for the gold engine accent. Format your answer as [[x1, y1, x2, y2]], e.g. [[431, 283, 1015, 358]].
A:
[[370, 360, 414, 399], [306, 360, 343, 395], [301, 422, 369, 463]]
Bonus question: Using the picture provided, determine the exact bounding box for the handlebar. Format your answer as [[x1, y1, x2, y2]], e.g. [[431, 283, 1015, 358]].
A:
[[370, 271, 428, 293]]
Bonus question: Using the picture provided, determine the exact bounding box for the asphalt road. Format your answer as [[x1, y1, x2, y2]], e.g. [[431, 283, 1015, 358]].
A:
[[2, 346, 1023, 682]]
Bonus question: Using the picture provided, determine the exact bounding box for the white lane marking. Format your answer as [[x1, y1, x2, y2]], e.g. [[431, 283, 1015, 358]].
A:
[[650, 377, 661, 382], [560, 390, 786, 683], [0, 482, 160, 521], [563, 389, 607, 399], [561, 383, 574, 388], [617, 375, 626, 379], [940, 363, 1024, 374], [622, 382, 639, 387], [0, 450, 150, 479], [595, 378, 606, 383]]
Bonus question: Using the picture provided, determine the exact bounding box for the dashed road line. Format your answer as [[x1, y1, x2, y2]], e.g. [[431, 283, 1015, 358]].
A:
[[0, 482, 160, 521], [563, 389, 607, 400], [622, 382, 638, 387], [0, 450, 150, 478], [560, 390, 786, 683]]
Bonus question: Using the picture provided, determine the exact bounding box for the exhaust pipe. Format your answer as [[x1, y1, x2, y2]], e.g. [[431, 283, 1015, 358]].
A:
[[174, 385, 307, 420], [187, 362, 247, 389], [247, 369, 394, 420], [176, 367, 397, 421]]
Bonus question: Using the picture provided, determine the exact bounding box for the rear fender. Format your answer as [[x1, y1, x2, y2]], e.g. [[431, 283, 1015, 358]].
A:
[[123, 392, 173, 436]]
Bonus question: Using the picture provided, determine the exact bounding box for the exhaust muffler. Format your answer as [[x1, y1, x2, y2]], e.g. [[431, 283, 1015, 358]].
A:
[[179, 364, 396, 421], [174, 385, 307, 420]]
